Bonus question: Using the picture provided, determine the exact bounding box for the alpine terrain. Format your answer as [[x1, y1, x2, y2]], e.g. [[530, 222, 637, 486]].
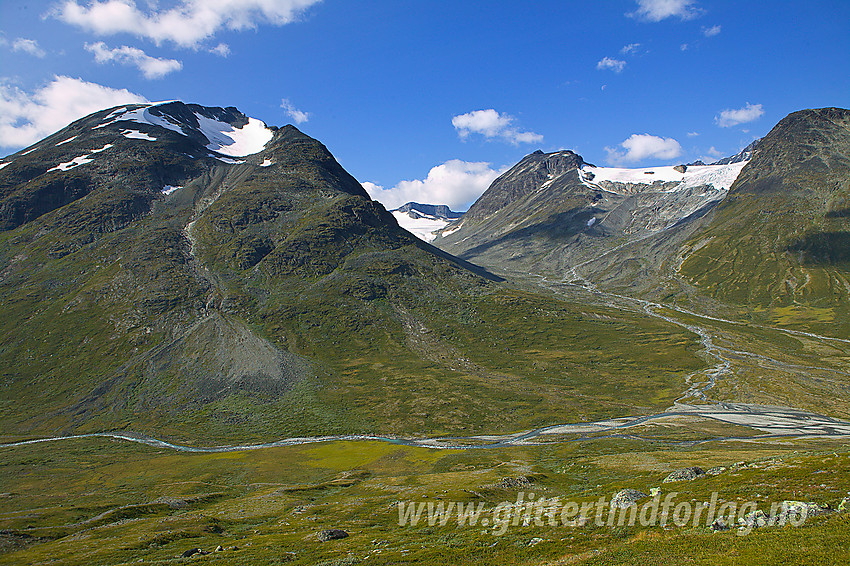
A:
[[2, 104, 850, 566]]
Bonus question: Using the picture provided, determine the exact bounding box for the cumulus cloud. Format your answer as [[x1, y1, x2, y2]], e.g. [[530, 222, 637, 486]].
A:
[[703, 24, 721, 37], [620, 43, 641, 55], [280, 98, 309, 124], [210, 43, 230, 57], [362, 160, 506, 211], [597, 56, 626, 73], [605, 133, 683, 164], [715, 102, 764, 127], [12, 38, 46, 58], [629, 0, 702, 22], [452, 109, 542, 145], [0, 75, 148, 149], [52, 0, 322, 48], [85, 42, 182, 78]]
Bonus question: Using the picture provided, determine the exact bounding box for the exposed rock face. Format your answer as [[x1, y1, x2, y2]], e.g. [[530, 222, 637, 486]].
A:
[[710, 139, 760, 165]]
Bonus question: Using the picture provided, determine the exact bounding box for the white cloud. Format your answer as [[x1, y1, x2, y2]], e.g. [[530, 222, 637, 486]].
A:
[[452, 109, 542, 145], [12, 38, 46, 58], [53, 0, 322, 48], [0, 75, 148, 149], [687, 131, 699, 137], [703, 24, 721, 37], [597, 56, 626, 73], [210, 43, 230, 57], [715, 102, 764, 128], [680, 43, 689, 51], [362, 160, 506, 211], [280, 98, 309, 124], [85, 42, 182, 79], [605, 133, 683, 164], [706, 146, 723, 158], [630, 0, 702, 22], [620, 43, 641, 55]]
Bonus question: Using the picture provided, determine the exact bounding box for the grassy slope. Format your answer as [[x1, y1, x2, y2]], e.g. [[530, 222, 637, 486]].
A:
[[679, 108, 850, 338], [0, 436, 847, 565]]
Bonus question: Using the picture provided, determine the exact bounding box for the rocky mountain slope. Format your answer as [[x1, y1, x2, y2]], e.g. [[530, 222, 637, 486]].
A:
[[433, 149, 745, 284], [0, 102, 703, 443]]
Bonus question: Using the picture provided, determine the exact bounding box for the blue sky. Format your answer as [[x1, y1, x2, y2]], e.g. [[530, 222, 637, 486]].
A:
[[1, 0, 848, 210]]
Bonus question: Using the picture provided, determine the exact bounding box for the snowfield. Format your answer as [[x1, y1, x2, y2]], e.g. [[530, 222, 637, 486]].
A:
[[580, 161, 747, 193], [122, 129, 157, 141], [392, 211, 452, 242], [48, 155, 93, 172]]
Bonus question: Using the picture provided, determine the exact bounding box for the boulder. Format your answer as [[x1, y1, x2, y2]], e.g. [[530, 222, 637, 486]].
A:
[[180, 548, 206, 557], [839, 497, 850, 513], [706, 466, 726, 476], [610, 489, 648, 509], [318, 529, 349, 542], [710, 517, 730, 532], [494, 476, 532, 489], [662, 467, 705, 483], [774, 501, 831, 525], [739, 509, 769, 530], [674, 165, 687, 173]]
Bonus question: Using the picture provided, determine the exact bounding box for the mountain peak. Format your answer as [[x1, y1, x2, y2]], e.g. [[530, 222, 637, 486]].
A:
[[462, 149, 586, 220], [93, 100, 274, 157]]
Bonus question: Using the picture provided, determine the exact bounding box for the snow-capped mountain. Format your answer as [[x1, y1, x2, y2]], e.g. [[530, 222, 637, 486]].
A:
[[391, 202, 464, 242], [434, 148, 751, 281]]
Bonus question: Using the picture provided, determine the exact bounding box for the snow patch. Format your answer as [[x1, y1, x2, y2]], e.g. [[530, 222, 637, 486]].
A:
[[48, 155, 94, 172], [587, 217, 597, 227], [89, 143, 113, 153], [0, 162, 11, 171], [21, 147, 38, 155], [260, 159, 273, 167], [210, 155, 245, 164], [162, 185, 182, 195], [196, 115, 272, 157], [122, 129, 157, 141], [56, 136, 78, 146]]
